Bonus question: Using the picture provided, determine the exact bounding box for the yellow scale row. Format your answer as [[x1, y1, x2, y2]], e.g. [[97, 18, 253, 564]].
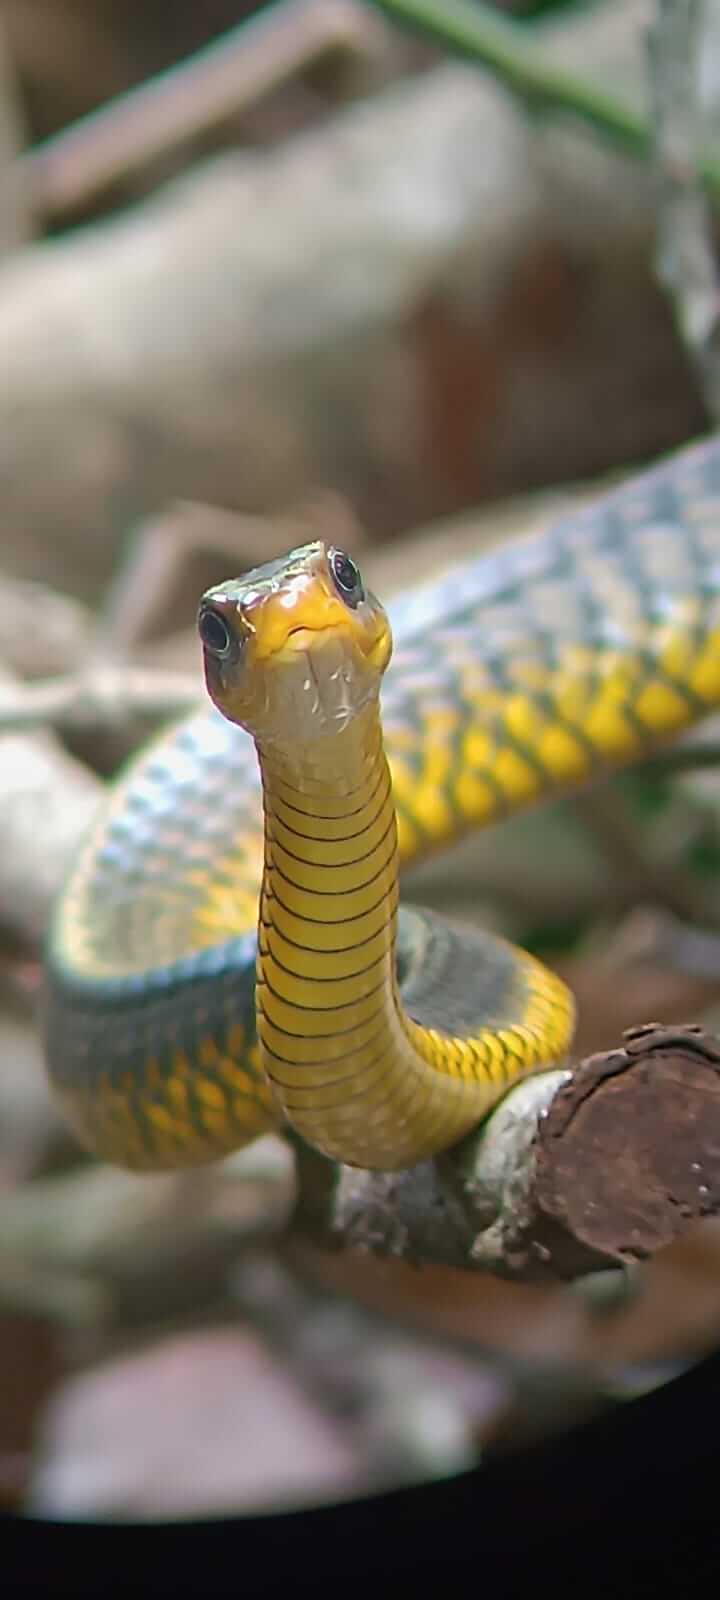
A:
[[391, 624, 720, 856]]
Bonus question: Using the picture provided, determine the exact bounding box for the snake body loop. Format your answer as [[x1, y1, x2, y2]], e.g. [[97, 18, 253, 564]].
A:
[[45, 437, 720, 1170]]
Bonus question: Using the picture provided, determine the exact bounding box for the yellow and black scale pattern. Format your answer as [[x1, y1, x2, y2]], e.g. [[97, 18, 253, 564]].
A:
[[45, 436, 720, 1169]]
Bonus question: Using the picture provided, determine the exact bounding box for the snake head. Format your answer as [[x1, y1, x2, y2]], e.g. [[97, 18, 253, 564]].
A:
[[197, 541, 392, 745]]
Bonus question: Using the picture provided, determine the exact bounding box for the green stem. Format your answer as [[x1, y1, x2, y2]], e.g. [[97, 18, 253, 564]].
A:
[[372, 0, 720, 195]]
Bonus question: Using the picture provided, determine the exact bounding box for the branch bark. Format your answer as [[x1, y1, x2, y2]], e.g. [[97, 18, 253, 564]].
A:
[[2, 1021, 720, 1384], [292, 1024, 720, 1280]]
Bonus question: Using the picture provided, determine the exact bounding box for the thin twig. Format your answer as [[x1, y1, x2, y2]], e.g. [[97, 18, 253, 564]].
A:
[[649, 0, 720, 421], [21, 0, 387, 219], [372, 0, 720, 193], [0, 666, 200, 735], [94, 494, 366, 658]]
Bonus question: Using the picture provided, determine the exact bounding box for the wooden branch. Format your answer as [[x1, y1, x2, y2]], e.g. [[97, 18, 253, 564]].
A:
[[2, 1015, 720, 1394], [292, 1024, 720, 1280]]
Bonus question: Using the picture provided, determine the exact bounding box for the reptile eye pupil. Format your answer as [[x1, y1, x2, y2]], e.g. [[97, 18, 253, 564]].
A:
[[329, 548, 363, 607], [199, 607, 232, 657]]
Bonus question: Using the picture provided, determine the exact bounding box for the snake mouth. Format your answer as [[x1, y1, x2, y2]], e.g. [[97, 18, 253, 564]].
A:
[[277, 623, 326, 650], [268, 621, 346, 659], [268, 619, 390, 679]]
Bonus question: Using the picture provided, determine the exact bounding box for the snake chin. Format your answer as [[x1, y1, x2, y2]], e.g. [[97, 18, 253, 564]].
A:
[[252, 631, 383, 745]]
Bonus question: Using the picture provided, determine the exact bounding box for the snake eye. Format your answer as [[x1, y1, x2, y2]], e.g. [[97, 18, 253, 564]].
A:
[[329, 548, 364, 609], [198, 605, 235, 659]]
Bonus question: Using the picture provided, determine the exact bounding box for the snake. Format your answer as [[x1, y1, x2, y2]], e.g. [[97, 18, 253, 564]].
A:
[[43, 435, 720, 1172]]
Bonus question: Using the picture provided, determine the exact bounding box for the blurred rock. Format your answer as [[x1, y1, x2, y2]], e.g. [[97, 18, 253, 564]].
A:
[[27, 1325, 367, 1518], [0, 6, 705, 605]]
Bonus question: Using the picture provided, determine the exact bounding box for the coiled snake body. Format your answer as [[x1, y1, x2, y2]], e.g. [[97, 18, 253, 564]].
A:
[[45, 437, 720, 1170]]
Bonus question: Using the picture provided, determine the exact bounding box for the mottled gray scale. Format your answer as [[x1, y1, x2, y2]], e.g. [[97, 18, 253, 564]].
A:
[[636, 525, 699, 590], [396, 907, 524, 1037]]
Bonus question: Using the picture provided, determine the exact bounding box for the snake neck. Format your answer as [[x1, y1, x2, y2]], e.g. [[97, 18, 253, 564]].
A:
[[254, 703, 486, 1168]]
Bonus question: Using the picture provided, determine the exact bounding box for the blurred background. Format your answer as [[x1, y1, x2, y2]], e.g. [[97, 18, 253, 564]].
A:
[[2, 0, 720, 1521]]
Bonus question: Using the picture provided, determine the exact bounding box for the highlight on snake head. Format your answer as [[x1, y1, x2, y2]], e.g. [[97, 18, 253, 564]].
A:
[[197, 541, 392, 744]]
